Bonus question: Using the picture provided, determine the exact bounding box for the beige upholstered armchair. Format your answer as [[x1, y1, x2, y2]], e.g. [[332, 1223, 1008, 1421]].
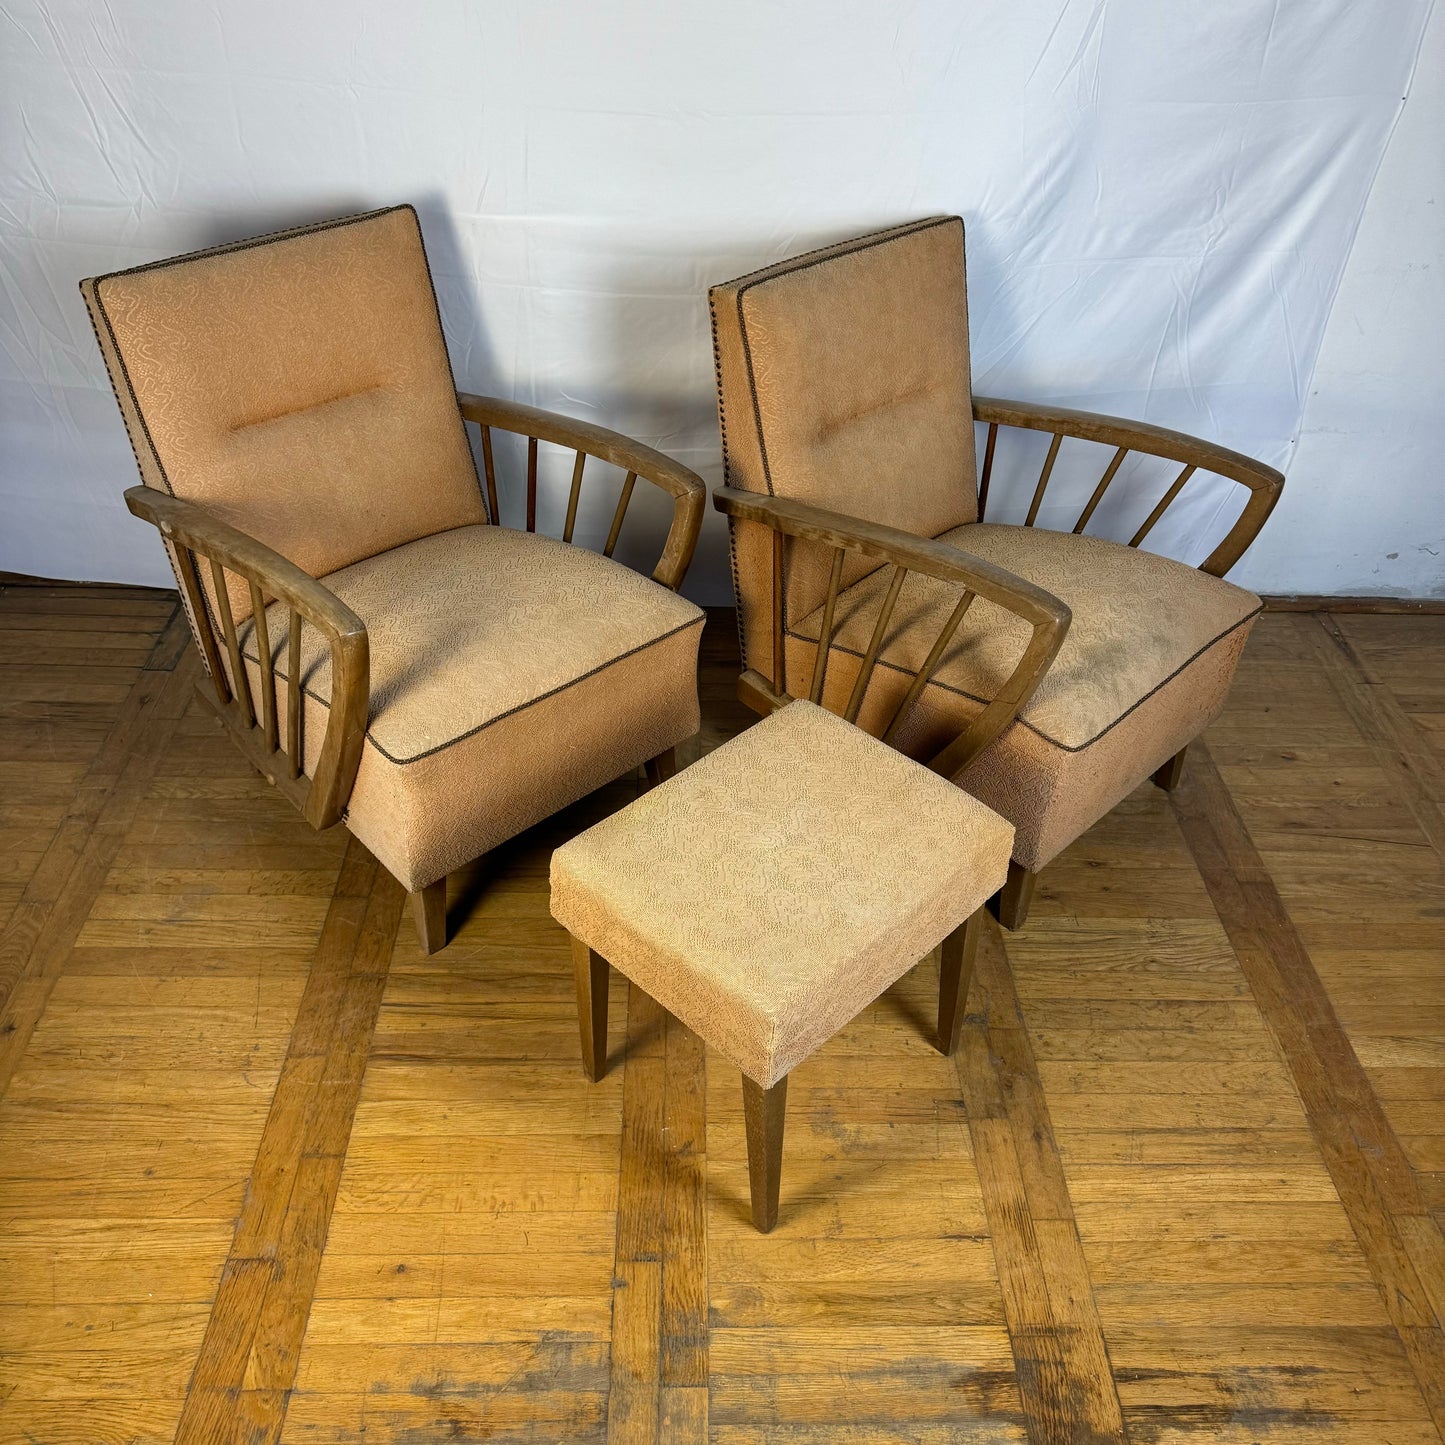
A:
[[82, 205, 706, 953], [709, 217, 1283, 928]]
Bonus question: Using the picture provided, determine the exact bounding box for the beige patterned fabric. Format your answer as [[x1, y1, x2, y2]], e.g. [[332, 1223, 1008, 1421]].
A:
[[710, 218, 977, 685], [237, 524, 704, 891], [785, 523, 1259, 869], [81, 206, 485, 624], [551, 702, 1013, 1087], [792, 524, 1260, 750]]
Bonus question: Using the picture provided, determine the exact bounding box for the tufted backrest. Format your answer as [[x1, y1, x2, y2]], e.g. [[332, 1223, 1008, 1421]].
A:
[[709, 217, 977, 683], [81, 205, 486, 623]]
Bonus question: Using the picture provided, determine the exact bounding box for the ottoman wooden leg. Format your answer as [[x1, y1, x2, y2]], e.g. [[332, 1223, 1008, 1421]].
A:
[[571, 935, 609, 1082], [742, 1074, 787, 1233], [643, 746, 677, 790], [1152, 744, 1188, 792], [937, 908, 982, 1056]]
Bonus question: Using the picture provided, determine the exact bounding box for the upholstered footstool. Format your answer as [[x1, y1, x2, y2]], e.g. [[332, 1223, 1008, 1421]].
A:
[[549, 700, 1014, 1231]]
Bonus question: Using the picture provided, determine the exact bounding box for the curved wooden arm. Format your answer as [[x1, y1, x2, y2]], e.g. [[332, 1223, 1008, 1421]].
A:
[[456, 393, 706, 591], [714, 487, 1071, 778], [124, 486, 369, 830], [971, 395, 1284, 577]]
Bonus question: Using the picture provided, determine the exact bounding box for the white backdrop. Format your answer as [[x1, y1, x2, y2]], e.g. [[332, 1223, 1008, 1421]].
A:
[[2, 0, 1439, 601]]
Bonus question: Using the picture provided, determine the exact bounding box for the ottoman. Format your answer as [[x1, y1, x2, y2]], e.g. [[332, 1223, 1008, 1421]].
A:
[[549, 700, 1014, 1231]]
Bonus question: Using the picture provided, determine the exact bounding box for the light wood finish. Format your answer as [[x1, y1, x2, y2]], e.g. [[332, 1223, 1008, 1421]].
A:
[[936, 908, 982, 1056], [713, 486, 1071, 781], [741, 1075, 787, 1234], [971, 394, 1285, 577], [573, 934, 609, 1082], [174, 838, 404, 1442], [992, 859, 1037, 931], [123, 393, 707, 955], [125, 485, 369, 832], [2, 591, 1443, 1444], [456, 393, 706, 591], [409, 878, 447, 956], [955, 914, 1129, 1441]]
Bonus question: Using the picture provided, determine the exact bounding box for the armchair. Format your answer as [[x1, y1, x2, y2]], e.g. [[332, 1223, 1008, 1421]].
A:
[[83, 205, 706, 952], [709, 217, 1283, 927]]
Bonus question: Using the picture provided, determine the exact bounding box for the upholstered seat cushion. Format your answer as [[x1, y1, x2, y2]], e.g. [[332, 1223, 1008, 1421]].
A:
[[787, 525, 1261, 869], [550, 701, 1013, 1087], [236, 524, 704, 891]]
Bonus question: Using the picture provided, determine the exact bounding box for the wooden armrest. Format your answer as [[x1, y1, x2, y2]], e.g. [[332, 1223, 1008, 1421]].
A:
[[713, 486, 1070, 779], [971, 395, 1285, 577], [124, 486, 369, 829], [456, 393, 706, 590]]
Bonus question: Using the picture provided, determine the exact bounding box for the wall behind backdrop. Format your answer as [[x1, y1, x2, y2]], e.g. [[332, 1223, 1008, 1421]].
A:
[[2, 0, 1440, 602]]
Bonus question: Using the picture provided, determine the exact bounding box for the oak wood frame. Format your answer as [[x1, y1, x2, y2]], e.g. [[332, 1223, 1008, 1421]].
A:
[[718, 397, 1283, 930], [125, 397, 708, 954], [456, 393, 706, 592], [124, 486, 369, 832], [712, 486, 1072, 783], [971, 395, 1284, 577]]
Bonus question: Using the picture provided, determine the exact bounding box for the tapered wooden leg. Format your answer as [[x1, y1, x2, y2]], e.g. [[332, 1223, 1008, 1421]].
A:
[[409, 877, 447, 954], [643, 747, 677, 790], [1152, 744, 1188, 792], [571, 935, 609, 1082], [991, 860, 1036, 931], [937, 908, 983, 1055], [742, 1074, 787, 1233]]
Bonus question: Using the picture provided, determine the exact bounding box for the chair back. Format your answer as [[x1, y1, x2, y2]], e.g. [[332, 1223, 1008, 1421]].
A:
[[709, 217, 978, 683], [82, 205, 486, 623]]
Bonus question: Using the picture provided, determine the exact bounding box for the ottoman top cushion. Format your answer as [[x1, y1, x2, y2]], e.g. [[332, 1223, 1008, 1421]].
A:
[[550, 700, 1013, 1085]]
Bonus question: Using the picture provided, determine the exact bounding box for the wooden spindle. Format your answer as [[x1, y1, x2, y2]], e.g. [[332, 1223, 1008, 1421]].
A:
[[526, 436, 538, 532], [173, 543, 230, 705], [604, 472, 637, 557], [844, 565, 907, 725], [882, 590, 975, 744], [1129, 464, 1196, 548], [480, 425, 500, 524], [977, 422, 998, 520], [248, 580, 279, 754], [286, 610, 302, 780], [1025, 433, 1063, 528], [807, 547, 846, 704], [771, 528, 785, 696], [563, 450, 586, 544], [1074, 446, 1129, 534], [209, 559, 254, 726]]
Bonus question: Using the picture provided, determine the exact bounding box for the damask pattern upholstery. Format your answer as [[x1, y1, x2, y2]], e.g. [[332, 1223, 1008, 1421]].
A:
[[81, 206, 486, 624], [787, 525, 1259, 869], [792, 524, 1259, 752], [710, 218, 977, 683], [551, 701, 1013, 1087], [710, 216, 1265, 880], [236, 524, 704, 893]]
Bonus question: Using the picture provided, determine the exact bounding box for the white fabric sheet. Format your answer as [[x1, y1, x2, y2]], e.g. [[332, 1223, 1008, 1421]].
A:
[[0, 0, 1433, 600]]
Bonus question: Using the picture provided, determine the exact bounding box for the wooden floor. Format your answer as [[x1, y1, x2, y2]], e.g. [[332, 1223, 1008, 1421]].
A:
[[0, 582, 1442, 1445]]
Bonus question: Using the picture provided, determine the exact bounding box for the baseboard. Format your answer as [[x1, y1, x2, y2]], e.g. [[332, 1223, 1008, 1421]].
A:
[[4, 571, 1441, 616], [1260, 594, 1445, 614]]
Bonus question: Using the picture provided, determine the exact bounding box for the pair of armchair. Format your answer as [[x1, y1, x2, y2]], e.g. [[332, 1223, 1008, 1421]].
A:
[[83, 207, 1280, 952]]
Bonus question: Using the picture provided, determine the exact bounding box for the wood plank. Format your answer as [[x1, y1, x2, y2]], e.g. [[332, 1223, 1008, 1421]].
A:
[[0, 607, 189, 1098], [1171, 739, 1445, 1434], [173, 838, 404, 1444], [953, 919, 1129, 1444]]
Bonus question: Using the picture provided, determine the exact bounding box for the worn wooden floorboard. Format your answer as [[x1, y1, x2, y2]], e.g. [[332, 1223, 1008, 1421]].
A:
[[0, 590, 1442, 1444]]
